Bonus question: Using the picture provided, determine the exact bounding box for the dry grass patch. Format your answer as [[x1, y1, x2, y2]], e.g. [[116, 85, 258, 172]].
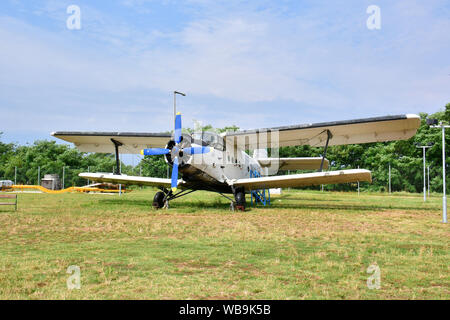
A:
[[0, 189, 448, 299]]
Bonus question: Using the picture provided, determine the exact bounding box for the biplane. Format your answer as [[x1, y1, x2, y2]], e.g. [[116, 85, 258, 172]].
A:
[[52, 113, 420, 210]]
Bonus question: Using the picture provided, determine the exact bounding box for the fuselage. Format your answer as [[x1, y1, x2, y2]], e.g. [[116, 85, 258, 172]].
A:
[[166, 132, 264, 193]]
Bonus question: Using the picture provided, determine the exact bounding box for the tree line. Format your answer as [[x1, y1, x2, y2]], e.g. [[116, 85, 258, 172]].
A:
[[0, 104, 448, 193]]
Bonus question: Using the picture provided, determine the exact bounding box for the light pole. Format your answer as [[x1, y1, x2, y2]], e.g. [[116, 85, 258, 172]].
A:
[[358, 165, 360, 195], [388, 162, 391, 194], [427, 118, 449, 223], [415, 142, 433, 201], [173, 91, 186, 126], [139, 165, 142, 190], [427, 166, 430, 198]]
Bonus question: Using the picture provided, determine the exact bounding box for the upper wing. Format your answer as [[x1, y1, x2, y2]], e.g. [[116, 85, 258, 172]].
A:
[[79, 172, 181, 189], [52, 132, 172, 154], [224, 114, 420, 149], [228, 169, 371, 190], [257, 157, 329, 171]]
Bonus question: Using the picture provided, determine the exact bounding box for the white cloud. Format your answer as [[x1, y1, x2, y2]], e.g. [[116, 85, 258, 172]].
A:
[[0, 0, 449, 141]]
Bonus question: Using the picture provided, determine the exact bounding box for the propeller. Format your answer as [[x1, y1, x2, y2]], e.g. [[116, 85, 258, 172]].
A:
[[140, 112, 210, 192]]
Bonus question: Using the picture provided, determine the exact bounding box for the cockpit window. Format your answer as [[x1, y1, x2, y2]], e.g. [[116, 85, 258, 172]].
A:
[[192, 131, 225, 151]]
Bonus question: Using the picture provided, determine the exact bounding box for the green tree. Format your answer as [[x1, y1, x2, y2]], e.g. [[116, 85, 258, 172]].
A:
[[1, 106, 449, 193]]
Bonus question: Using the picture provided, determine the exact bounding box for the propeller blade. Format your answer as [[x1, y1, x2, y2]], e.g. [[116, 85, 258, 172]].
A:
[[174, 112, 182, 144], [183, 147, 210, 155], [171, 157, 179, 192], [140, 148, 170, 156]]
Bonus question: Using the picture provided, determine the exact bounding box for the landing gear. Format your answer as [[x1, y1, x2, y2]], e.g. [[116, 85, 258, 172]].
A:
[[152, 188, 197, 209], [234, 187, 246, 211], [153, 191, 165, 209], [153, 188, 246, 211]]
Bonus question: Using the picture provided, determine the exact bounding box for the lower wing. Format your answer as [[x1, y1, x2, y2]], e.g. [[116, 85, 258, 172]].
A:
[[79, 173, 181, 189], [228, 169, 371, 190]]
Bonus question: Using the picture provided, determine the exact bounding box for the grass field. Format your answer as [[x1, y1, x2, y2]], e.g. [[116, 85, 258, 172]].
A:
[[0, 189, 448, 300]]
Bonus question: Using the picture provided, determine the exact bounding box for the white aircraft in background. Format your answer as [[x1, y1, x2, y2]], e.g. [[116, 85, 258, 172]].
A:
[[52, 113, 420, 210]]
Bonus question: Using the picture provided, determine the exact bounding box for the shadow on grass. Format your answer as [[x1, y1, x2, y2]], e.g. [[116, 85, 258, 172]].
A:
[[98, 199, 153, 208], [277, 196, 342, 202], [0, 209, 16, 213], [99, 198, 231, 210], [251, 202, 429, 212], [98, 197, 428, 213]]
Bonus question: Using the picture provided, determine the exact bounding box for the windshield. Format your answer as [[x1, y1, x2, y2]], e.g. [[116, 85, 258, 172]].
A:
[[192, 131, 225, 151]]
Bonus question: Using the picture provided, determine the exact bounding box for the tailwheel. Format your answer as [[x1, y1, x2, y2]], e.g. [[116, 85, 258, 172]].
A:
[[234, 187, 246, 211], [153, 191, 166, 209]]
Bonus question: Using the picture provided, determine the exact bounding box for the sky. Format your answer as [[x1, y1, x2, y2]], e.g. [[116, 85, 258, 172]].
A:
[[1, 0, 449, 149]]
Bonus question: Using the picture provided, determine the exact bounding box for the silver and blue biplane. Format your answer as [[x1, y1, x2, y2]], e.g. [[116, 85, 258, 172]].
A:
[[52, 112, 420, 210]]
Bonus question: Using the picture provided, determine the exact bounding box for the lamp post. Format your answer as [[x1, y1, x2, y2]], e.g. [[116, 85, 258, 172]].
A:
[[415, 142, 433, 202], [427, 118, 449, 223], [388, 162, 391, 194], [173, 91, 186, 126], [358, 165, 360, 195]]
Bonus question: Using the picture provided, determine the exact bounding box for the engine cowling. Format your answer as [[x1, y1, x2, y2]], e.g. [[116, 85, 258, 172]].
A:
[[164, 134, 192, 167]]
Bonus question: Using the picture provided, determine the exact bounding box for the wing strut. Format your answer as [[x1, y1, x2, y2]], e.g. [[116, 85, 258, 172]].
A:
[[318, 130, 332, 172], [111, 139, 123, 175]]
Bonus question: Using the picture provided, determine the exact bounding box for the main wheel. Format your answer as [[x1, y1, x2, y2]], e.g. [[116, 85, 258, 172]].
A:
[[153, 191, 165, 209], [234, 188, 246, 211]]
